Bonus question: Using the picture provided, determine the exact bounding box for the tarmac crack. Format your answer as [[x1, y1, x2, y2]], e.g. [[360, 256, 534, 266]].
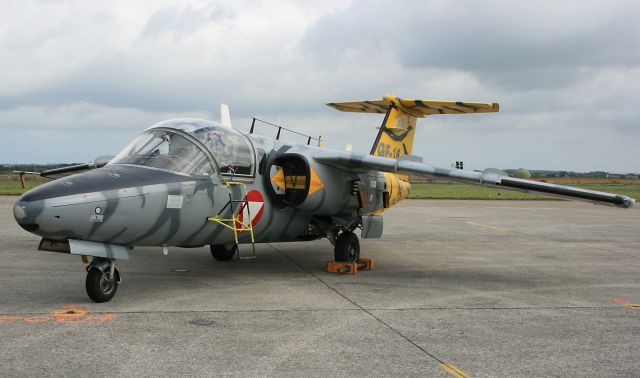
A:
[[0, 305, 626, 317], [266, 243, 447, 366]]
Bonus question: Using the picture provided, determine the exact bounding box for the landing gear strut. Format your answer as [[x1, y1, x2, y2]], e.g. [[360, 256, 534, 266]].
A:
[[85, 258, 120, 303], [334, 231, 360, 263], [210, 243, 238, 261]]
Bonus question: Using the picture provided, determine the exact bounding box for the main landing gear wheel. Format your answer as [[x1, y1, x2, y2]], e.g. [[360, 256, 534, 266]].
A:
[[210, 244, 238, 261], [334, 231, 360, 263], [86, 264, 120, 303]]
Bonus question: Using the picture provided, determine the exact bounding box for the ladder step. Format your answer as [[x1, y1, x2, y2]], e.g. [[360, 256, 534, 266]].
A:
[[236, 243, 256, 260], [213, 181, 256, 260]]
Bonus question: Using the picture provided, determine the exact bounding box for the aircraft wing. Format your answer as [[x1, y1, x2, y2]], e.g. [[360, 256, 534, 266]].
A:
[[314, 151, 636, 209]]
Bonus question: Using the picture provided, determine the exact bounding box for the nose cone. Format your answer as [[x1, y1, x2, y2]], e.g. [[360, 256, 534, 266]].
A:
[[13, 197, 43, 233], [13, 164, 201, 239]]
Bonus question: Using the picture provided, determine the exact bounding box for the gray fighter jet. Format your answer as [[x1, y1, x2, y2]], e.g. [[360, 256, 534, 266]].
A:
[[13, 96, 635, 302]]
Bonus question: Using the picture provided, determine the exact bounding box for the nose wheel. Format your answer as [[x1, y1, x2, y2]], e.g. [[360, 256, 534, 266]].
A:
[[85, 259, 120, 303], [210, 243, 238, 261]]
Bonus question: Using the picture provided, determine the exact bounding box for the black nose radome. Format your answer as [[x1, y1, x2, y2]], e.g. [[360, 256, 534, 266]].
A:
[[20, 223, 40, 232], [13, 199, 43, 234]]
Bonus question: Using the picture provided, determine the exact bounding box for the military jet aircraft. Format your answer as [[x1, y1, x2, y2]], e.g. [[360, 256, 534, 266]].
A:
[[13, 95, 635, 302]]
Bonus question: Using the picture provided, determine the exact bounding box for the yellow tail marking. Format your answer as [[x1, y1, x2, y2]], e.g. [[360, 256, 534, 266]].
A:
[[327, 96, 499, 116], [372, 105, 417, 158], [327, 95, 499, 160], [441, 363, 471, 378]]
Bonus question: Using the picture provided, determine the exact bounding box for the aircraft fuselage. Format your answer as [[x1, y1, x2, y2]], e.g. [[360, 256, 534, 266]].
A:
[[14, 120, 402, 249]]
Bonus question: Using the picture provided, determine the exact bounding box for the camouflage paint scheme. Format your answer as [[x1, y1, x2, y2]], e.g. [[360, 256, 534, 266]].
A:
[[14, 118, 396, 253], [12, 95, 635, 265]]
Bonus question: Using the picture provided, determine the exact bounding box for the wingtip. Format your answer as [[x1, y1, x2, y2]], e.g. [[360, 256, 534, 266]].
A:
[[617, 195, 636, 208]]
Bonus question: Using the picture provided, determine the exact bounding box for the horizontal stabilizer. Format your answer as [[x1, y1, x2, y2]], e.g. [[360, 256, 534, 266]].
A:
[[327, 96, 499, 117]]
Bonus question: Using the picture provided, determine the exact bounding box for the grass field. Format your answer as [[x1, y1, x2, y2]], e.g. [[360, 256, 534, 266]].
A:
[[0, 174, 48, 195], [1, 174, 639, 201], [408, 182, 640, 200]]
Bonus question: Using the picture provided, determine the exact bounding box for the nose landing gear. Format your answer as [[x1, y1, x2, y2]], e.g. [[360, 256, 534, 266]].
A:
[[210, 243, 238, 261], [85, 258, 120, 303]]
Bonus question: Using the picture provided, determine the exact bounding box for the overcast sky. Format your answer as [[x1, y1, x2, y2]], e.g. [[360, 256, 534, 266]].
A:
[[1, 0, 639, 172]]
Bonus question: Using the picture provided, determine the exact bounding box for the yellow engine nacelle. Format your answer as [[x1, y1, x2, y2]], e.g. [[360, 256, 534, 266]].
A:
[[373, 173, 411, 214]]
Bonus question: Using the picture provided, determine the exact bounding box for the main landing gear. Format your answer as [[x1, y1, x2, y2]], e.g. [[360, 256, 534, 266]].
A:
[[327, 230, 373, 274], [334, 231, 360, 263], [85, 258, 120, 303]]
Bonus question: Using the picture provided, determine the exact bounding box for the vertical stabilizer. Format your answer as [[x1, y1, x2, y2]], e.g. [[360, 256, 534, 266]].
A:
[[370, 104, 417, 158], [326, 95, 499, 159]]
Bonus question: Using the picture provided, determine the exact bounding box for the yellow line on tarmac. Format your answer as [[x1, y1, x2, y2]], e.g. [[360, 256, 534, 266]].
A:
[[441, 363, 471, 378], [465, 221, 508, 232]]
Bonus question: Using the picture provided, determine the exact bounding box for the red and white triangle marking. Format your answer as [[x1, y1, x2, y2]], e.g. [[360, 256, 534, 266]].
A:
[[236, 190, 264, 228]]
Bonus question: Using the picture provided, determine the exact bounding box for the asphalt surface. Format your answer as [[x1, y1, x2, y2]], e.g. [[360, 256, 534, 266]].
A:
[[1, 196, 639, 377]]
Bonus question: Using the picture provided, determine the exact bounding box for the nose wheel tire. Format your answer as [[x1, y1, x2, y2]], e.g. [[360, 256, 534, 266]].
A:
[[86, 267, 119, 303], [334, 231, 360, 263], [210, 243, 238, 261]]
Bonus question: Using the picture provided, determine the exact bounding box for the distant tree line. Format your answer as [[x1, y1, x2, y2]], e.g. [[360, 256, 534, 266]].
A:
[[504, 169, 638, 179], [1, 163, 637, 179], [410, 168, 638, 183]]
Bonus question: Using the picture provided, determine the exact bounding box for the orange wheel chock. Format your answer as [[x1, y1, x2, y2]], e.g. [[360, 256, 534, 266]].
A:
[[358, 258, 374, 270], [326, 261, 357, 274], [326, 259, 374, 274]]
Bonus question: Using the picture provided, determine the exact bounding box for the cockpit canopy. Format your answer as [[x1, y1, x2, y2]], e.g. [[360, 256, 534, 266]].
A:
[[108, 119, 255, 176]]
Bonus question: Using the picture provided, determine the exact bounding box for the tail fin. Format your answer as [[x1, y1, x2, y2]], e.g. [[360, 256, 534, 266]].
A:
[[327, 95, 499, 158]]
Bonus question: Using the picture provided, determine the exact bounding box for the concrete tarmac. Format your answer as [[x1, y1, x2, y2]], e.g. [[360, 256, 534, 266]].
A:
[[1, 196, 639, 377]]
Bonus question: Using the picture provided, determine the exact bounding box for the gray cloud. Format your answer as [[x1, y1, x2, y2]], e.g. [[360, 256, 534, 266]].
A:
[[0, 0, 638, 172], [140, 4, 232, 40], [301, 0, 640, 89]]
